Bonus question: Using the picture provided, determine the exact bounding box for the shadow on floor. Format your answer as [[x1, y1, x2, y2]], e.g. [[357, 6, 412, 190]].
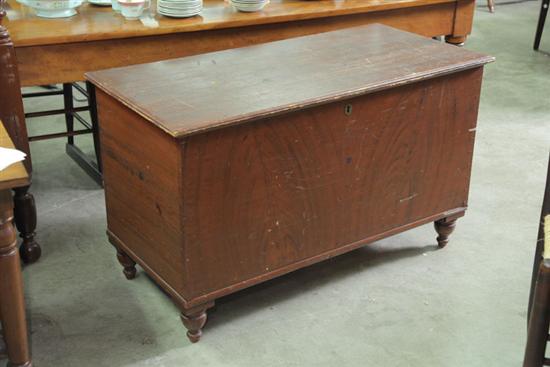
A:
[[143, 239, 439, 330]]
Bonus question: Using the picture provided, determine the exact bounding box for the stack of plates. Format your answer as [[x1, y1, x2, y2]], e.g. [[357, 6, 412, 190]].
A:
[[230, 0, 268, 12], [157, 0, 202, 18]]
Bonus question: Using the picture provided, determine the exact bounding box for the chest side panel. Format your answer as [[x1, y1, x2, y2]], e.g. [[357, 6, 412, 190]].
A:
[[182, 68, 483, 299], [98, 90, 186, 297]]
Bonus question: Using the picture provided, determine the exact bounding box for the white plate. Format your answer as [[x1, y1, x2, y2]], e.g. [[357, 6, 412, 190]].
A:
[[89, 0, 111, 5], [158, 2, 200, 7], [231, 0, 266, 3], [159, 0, 200, 4], [158, 9, 200, 17], [157, 6, 202, 10], [158, 5, 201, 12], [158, 2, 201, 7], [159, 1, 200, 4], [158, 2, 201, 9], [231, 1, 267, 12], [159, 6, 201, 10], [230, 1, 268, 5], [158, 6, 200, 11], [160, 0, 200, 3], [158, 7, 201, 12]]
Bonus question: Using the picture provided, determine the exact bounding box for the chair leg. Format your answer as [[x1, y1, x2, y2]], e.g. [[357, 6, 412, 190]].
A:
[[535, 0, 550, 50], [86, 81, 102, 174], [524, 262, 550, 367], [487, 0, 495, 13], [62, 83, 74, 145], [529, 155, 550, 323], [529, 238, 545, 324]]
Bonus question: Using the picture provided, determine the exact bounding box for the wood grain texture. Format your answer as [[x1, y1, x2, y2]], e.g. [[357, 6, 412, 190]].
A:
[[0, 6, 40, 265], [451, 0, 476, 38], [97, 67, 487, 306], [16, 4, 458, 86], [180, 68, 484, 300], [434, 217, 457, 248], [528, 153, 550, 324], [180, 302, 214, 343], [97, 89, 188, 300], [0, 189, 32, 366], [524, 154, 550, 367], [443, 0, 475, 45], [94, 26, 491, 339], [87, 24, 493, 139], [524, 262, 550, 367], [0, 121, 29, 191], [6, 0, 459, 46], [0, 6, 30, 171]]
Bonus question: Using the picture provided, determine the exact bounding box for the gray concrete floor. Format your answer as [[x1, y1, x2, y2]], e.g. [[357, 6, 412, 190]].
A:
[[4, 2, 550, 366]]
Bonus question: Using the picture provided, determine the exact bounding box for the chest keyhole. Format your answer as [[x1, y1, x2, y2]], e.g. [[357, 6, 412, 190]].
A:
[[344, 104, 353, 116]]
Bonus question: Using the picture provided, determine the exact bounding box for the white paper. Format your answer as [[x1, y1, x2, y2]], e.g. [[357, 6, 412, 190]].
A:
[[0, 147, 26, 171]]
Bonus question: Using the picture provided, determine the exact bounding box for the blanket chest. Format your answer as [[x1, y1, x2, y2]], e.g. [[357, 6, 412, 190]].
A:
[[86, 24, 493, 343]]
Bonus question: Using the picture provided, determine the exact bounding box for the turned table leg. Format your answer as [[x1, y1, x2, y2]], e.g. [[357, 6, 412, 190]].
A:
[[116, 248, 136, 280], [0, 191, 32, 367], [181, 302, 214, 343], [434, 218, 457, 248], [13, 187, 40, 264], [444, 0, 474, 46]]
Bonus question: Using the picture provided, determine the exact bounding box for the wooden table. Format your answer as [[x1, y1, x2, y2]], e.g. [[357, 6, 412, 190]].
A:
[[88, 24, 492, 343], [5, 0, 476, 87], [0, 121, 32, 367]]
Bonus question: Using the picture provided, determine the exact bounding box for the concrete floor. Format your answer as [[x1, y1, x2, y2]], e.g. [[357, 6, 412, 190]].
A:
[[4, 2, 550, 366]]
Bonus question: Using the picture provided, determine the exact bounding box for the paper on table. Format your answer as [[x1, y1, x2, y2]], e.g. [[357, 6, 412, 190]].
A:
[[0, 147, 26, 171]]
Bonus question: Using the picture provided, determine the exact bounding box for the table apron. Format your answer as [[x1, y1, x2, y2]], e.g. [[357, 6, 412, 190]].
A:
[[15, 3, 457, 87]]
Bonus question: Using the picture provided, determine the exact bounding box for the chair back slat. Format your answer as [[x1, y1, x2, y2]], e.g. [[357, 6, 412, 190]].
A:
[[0, 1, 31, 173]]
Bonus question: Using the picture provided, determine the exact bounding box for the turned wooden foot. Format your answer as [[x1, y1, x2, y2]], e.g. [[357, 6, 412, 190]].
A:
[[180, 302, 214, 343], [116, 249, 136, 280], [445, 36, 466, 46], [434, 218, 457, 248], [13, 187, 40, 264]]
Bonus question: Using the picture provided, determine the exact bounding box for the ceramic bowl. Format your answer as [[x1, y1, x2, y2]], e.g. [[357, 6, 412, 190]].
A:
[[16, 0, 83, 18]]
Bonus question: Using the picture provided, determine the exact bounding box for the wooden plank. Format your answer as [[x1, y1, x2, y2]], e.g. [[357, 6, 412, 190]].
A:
[[444, 0, 476, 44], [6, 0, 457, 46], [452, 0, 476, 37], [97, 25, 491, 339], [0, 121, 29, 191], [16, 3, 457, 86], [87, 24, 493, 139], [180, 68, 483, 300], [97, 90, 188, 297], [0, 10, 31, 171]]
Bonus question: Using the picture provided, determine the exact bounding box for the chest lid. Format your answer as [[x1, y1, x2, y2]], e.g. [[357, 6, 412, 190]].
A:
[[86, 24, 493, 139]]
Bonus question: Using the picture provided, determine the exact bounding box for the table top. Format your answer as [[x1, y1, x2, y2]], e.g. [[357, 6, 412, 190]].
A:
[[0, 121, 29, 191], [6, 0, 455, 47], [87, 24, 493, 139]]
